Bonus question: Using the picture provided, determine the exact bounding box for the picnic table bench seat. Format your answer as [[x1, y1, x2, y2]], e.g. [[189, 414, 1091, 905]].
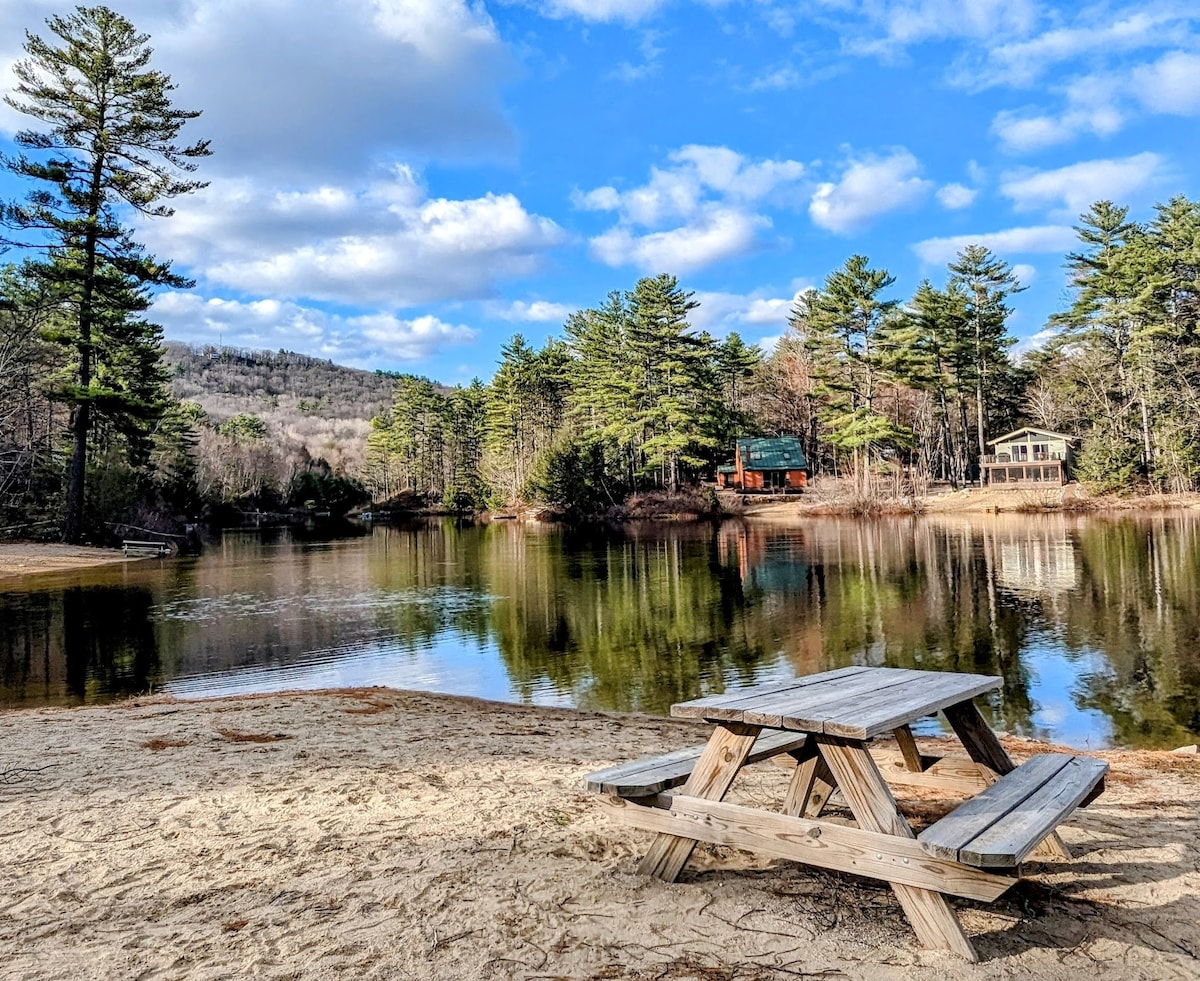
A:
[[583, 730, 807, 796], [919, 752, 1108, 868]]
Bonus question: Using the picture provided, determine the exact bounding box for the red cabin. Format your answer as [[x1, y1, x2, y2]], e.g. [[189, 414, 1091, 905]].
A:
[[716, 437, 808, 492]]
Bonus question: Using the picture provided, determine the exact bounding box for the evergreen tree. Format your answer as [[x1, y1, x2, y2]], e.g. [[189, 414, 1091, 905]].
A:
[[2, 6, 209, 541], [946, 245, 1022, 461], [801, 255, 906, 492], [625, 274, 712, 492], [1051, 202, 1164, 481]]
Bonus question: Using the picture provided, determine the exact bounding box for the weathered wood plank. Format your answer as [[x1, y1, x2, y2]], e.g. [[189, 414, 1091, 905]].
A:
[[583, 730, 807, 796], [959, 757, 1108, 868], [919, 754, 1107, 868], [670, 666, 869, 721], [747, 669, 928, 730], [943, 700, 1014, 774], [893, 725, 925, 772], [822, 673, 1003, 739], [943, 700, 1073, 861], [637, 722, 759, 882], [599, 795, 1017, 902], [815, 735, 978, 962], [782, 742, 836, 818], [919, 754, 1073, 862], [869, 750, 997, 796]]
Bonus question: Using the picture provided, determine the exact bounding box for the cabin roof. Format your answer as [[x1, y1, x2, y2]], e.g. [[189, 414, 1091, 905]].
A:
[[986, 426, 1078, 446], [717, 464, 737, 474], [736, 436, 808, 471]]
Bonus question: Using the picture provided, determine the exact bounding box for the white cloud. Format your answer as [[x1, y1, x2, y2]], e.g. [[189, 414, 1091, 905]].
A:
[[999, 153, 1165, 217], [912, 225, 1078, 264], [590, 208, 768, 273], [137, 168, 567, 308], [975, 9, 1190, 88], [1, 0, 515, 176], [1012, 327, 1057, 358], [749, 66, 805, 91], [579, 145, 806, 273], [152, 293, 477, 367], [1132, 51, 1200, 115], [491, 300, 575, 322], [806, 0, 1041, 57], [936, 183, 978, 209], [534, 0, 670, 22], [690, 289, 802, 335], [1011, 263, 1037, 286], [809, 149, 932, 234], [991, 72, 1125, 153]]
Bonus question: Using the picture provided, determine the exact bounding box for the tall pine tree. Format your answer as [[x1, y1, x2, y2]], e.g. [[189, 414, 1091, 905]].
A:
[[2, 6, 209, 541]]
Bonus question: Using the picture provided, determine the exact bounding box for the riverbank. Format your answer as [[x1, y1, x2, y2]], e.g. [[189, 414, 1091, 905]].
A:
[[0, 541, 134, 579], [741, 486, 1200, 520], [1, 688, 1196, 980]]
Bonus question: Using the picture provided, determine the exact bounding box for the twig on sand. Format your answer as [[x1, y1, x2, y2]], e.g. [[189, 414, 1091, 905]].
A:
[[430, 928, 477, 951], [0, 762, 62, 785]]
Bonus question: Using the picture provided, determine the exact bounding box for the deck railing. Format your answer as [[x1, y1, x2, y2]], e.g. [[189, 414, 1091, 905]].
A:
[[980, 453, 1066, 465]]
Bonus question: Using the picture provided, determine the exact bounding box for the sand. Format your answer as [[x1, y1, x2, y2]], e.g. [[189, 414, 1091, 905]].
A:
[[0, 542, 135, 578], [1, 689, 1198, 980]]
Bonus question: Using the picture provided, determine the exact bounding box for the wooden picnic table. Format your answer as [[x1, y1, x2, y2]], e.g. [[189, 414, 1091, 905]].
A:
[[584, 666, 1107, 962]]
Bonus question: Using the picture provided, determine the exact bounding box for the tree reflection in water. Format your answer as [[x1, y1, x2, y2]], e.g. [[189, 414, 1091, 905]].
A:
[[1, 513, 1198, 749]]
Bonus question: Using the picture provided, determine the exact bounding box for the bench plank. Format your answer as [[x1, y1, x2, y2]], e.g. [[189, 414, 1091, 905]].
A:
[[919, 753, 1108, 868], [582, 729, 807, 796], [959, 756, 1108, 868]]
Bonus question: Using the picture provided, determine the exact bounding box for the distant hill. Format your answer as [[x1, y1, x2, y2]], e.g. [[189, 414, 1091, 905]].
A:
[[164, 342, 397, 474]]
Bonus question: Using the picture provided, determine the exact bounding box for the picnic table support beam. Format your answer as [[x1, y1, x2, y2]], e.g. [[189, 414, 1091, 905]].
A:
[[782, 741, 836, 818], [815, 734, 979, 962], [638, 721, 759, 882], [943, 701, 1071, 861], [893, 725, 925, 772]]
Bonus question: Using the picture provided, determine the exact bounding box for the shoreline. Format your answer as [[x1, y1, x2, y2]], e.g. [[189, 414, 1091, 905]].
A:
[[0, 687, 1196, 979], [0, 541, 142, 579], [4, 495, 1199, 579]]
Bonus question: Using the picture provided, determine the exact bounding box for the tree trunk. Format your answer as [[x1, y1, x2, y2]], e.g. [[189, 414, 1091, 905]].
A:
[[63, 105, 107, 544]]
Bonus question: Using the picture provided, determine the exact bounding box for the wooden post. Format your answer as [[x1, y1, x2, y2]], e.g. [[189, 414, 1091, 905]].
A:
[[637, 722, 760, 882], [783, 741, 836, 818], [893, 725, 925, 772], [816, 734, 979, 962]]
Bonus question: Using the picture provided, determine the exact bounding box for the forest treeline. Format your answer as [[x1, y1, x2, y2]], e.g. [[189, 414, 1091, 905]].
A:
[[362, 195, 1200, 514], [5, 194, 1200, 537]]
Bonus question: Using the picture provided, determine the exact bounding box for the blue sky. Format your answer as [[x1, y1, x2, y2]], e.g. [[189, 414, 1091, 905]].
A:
[[2, 0, 1199, 382]]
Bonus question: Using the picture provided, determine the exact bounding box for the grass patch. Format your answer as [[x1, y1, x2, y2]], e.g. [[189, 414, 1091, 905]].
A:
[[216, 728, 290, 743], [140, 738, 189, 751]]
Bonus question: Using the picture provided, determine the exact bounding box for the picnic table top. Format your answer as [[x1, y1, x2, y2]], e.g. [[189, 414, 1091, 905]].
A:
[[670, 666, 1002, 740]]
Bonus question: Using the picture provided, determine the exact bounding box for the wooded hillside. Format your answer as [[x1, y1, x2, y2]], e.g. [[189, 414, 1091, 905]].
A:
[[165, 343, 394, 474]]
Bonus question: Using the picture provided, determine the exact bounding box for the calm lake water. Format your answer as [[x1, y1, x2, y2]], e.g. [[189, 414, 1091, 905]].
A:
[[2, 514, 1199, 749]]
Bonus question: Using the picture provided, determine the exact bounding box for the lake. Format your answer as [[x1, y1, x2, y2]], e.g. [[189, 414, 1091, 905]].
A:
[[2, 513, 1199, 749]]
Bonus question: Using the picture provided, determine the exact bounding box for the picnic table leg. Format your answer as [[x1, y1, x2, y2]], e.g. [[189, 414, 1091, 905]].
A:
[[815, 734, 978, 962], [783, 740, 836, 818], [893, 725, 926, 772], [943, 701, 1072, 861], [638, 722, 760, 882]]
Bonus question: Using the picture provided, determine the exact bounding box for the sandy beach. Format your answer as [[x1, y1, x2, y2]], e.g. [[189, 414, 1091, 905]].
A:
[[0, 542, 134, 579], [0, 688, 1197, 980]]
